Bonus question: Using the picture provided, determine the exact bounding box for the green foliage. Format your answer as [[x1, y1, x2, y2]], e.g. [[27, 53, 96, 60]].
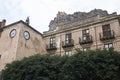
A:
[[62, 49, 120, 80], [1, 54, 66, 80], [1, 49, 120, 80]]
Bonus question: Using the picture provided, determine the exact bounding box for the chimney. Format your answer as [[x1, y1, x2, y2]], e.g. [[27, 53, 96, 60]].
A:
[[26, 17, 30, 25], [0, 19, 6, 28]]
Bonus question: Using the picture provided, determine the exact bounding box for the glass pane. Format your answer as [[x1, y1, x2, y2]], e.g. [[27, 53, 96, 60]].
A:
[[83, 48, 87, 51], [104, 44, 109, 50], [66, 34, 71, 39], [65, 52, 69, 55], [53, 38, 56, 43], [86, 29, 89, 33], [50, 38, 52, 44], [65, 51, 72, 56], [105, 44, 108, 48], [109, 44, 113, 48], [102, 24, 111, 32], [68, 51, 72, 56], [83, 30, 86, 34], [50, 37, 56, 44], [66, 40, 69, 44], [83, 29, 89, 35], [53, 43, 55, 47], [66, 37, 69, 40], [83, 36, 86, 40]]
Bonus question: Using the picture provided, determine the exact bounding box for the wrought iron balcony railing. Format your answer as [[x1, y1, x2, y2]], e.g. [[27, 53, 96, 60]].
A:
[[99, 30, 115, 41], [79, 35, 93, 45], [62, 39, 74, 48], [46, 43, 57, 51]]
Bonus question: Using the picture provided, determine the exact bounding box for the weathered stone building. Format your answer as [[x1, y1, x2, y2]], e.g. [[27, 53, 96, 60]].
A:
[[44, 9, 120, 56], [0, 9, 120, 70], [0, 20, 46, 70]]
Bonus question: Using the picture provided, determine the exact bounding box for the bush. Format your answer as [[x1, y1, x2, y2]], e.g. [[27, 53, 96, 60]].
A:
[[1, 49, 120, 80]]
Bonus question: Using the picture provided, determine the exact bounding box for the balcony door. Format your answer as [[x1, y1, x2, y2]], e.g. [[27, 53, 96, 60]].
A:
[[65, 33, 71, 44], [102, 24, 111, 37], [50, 37, 56, 47], [82, 29, 89, 41]]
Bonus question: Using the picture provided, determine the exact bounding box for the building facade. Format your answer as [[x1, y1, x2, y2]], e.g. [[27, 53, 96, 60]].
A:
[[0, 20, 46, 70], [0, 9, 120, 70], [43, 9, 120, 56]]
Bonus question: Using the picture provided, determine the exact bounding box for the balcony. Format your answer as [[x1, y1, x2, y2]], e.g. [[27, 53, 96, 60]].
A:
[[99, 30, 115, 41], [79, 35, 93, 45], [46, 43, 57, 51], [62, 39, 74, 48]]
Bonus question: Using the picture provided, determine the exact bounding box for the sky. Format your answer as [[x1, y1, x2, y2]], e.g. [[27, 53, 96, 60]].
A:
[[0, 0, 120, 33]]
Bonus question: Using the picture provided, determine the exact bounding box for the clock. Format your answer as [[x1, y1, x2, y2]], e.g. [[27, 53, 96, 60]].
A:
[[24, 31, 30, 40], [10, 29, 16, 38]]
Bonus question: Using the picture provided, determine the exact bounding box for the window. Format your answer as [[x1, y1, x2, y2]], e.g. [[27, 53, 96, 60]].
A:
[[65, 51, 72, 56], [104, 43, 113, 50], [82, 29, 89, 40], [0, 55, 1, 59], [102, 24, 111, 37], [83, 47, 90, 51], [65, 33, 72, 44], [50, 37, 56, 47]]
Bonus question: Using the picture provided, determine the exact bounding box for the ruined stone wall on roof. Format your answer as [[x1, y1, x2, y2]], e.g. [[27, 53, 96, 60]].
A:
[[48, 9, 113, 31]]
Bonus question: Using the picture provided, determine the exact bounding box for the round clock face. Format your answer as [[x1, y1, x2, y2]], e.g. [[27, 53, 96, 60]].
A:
[[24, 31, 30, 40], [10, 29, 16, 38]]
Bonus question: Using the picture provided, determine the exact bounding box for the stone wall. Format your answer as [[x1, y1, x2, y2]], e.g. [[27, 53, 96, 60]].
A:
[[44, 16, 120, 56], [48, 9, 111, 31], [0, 21, 46, 71], [0, 23, 20, 70], [16, 23, 46, 60]]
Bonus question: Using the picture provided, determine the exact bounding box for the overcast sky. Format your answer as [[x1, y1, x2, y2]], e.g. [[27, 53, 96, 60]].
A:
[[0, 0, 120, 33]]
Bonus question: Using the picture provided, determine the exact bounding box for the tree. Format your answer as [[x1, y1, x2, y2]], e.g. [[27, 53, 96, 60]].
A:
[[0, 54, 68, 80], [62, 49, 120, 80], [1, 49, 120, 80]]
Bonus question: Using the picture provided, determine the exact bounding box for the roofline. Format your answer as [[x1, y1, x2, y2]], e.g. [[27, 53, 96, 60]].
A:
[[2, 20, 43, 36], [43, 15, 120, 37]]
